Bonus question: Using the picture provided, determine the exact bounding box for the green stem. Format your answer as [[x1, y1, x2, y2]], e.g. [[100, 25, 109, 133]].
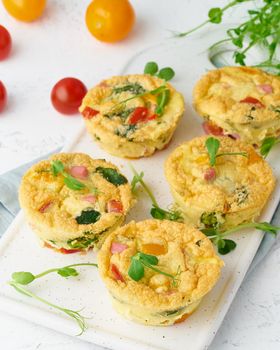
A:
[[178, 0, 253, 37], [35, 263, 98, 280], [216, 152, 248, 158], [129, 165, 159, 207], [207, 222, 280, 240], [113, 85, 167, 110], [9, 281, 87, 335], [208, 38, 232, 51], [141, 261, 176, 281]]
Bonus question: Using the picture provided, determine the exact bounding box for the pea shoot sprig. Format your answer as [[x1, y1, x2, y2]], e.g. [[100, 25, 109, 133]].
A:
[[144, 61, 175, 82], [202, 221, 280, 255], [51, 160, 98, 194], [113, 61, 175, 117], [9, 263, 98, 335], [205, 137, 248, 166], [177, 0, 280, 74], [128, 251, 180, 286], [260, 136, 280, 158], [130, 165, 183, 222]]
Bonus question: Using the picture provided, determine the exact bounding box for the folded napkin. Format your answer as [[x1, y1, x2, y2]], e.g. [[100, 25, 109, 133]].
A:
[[0, 149, 279, 274]]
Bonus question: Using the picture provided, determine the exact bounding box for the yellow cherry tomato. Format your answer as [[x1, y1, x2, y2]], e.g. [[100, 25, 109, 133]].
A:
[[85, 0, 135, 43], [2, 0, 47, 22]]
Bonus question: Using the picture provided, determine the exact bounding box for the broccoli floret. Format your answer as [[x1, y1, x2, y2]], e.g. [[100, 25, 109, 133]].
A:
[[200, 211, 225, 229]]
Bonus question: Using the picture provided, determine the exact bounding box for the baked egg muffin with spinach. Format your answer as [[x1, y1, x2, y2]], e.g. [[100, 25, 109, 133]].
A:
[[165, 136, 275, 231], [98, 219, 223, 326], [193, 66, 280, 145], [19, 153, 134, 253], [79, 74, 185, 158]]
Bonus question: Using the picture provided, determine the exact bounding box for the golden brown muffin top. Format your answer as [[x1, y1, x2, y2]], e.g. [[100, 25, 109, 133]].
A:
[[98, 220, 223, 311]]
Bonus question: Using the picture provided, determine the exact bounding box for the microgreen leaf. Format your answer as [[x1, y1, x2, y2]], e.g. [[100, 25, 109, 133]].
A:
[[260, 136, 280, 158], [57, 267, 79, 278], [51, 160, 64, 176], [144, 61, 159, 75], [201, 221, 280, 255], [131, 171, 144, 192], [150, 206, 183, 222], [128, 257, 144, 281], [155, 89, 170, 116], [177, 1, 280, 75], [130, 165, 183, 223], [128, 252, 179, 285], [9, 263, 98, 334], [139, 252, 159, 266], [63, 175, 85, 191], [208, 7, 223, 24], [205, 137, 220, 166], [218, 239, 237, 255], [12, 272, 35, 285], [50, 160, 86, 191], [158, 67, 175, 81]]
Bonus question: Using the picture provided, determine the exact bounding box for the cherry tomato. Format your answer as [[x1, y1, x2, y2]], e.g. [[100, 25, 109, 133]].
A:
[[82, 106, 99, 119], [0, 25, 12, 60], [51, 78, 87, 115], [111, 264, 125, 282], [0, 81, 7, 113], [240, 96, 264, 108], [85, 0, 135, 43], [129, 107, 149, 124], [44, 242, 81, 254], [2, 0, 47, 22]]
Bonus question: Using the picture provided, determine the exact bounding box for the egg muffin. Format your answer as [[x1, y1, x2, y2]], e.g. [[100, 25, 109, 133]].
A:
[[19, 153, 134, 253], [165, 136, 275, 231], [79, 74, 185, 158], [193, 66, 280, 145], [98, 219, 223, 326]]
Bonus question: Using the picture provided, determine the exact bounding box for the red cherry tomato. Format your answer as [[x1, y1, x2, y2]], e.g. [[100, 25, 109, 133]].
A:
[[129, 107, 149, 124], [111, 264, 125, 282], [51, 77, 87, 115], [0, 81, 7, 112], [44, 242, 81, 254], [0, 25, 12, 60], [240, 96, 264, 108]]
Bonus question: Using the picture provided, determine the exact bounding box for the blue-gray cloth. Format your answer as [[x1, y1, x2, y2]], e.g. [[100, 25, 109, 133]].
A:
[[0, 149, 279, 274]]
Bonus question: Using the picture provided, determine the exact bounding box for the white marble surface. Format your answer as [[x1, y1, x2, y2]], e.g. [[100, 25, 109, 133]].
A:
[[1, 0, 280, 349]]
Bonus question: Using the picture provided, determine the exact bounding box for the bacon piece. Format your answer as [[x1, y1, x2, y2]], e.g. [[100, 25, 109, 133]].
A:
[[204, 168, 216, 181], [69, 166, 88, 179], [257, 84, 273, 94], [110, 242, 128, 254], [82, 194, 96, 203]]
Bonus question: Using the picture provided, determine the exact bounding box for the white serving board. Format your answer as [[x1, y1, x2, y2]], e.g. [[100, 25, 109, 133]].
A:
[[0, 29, 280, 350]]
